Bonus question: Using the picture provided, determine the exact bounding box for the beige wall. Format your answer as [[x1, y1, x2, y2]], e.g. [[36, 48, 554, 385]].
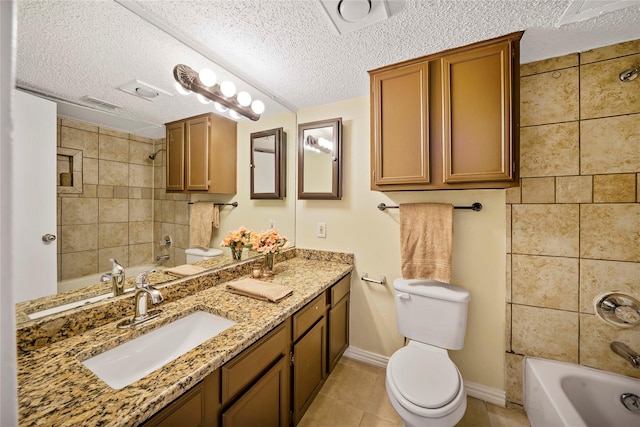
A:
[[296, 97, 508, 390], [57, 119, 158, 280], [506, 39, 640, 405]]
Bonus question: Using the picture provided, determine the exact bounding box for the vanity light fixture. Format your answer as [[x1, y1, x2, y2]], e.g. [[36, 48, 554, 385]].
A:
[[173, 64, 264, 121]]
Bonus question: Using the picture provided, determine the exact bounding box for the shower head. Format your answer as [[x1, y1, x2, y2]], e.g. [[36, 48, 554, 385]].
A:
[[148, 148, 163, 160]]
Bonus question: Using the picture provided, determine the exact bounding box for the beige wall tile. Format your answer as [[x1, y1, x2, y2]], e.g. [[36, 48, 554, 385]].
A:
[[581, 39, 640, 64], [129, 164, 153, 188], [129, 186, 142, 199], [60, 250, 98, 280], [81, 184, 96, 198], [113, 186, 129, 198], [581, 54, 640, 119], [520, 67, 579, 127], [581, 114, 640, 174], [61, 126, 98, 158], [98, 246, 128, 270], [129, 221, 153, 244], [60, 224, 98, 252], [97, 185, 113, 199], [580, 314, 640, 379], [520, 54, 579, 76], [98, 160, 129, 186], [60, 118, 98, 133], [512, 255, 579, 311], [512, 204, 579, 257], [162, 200, 176, 223], [61, 198, 98, 225], [99, 199, 128, 223], [511, 304, 579, 362], [98, 223, 128, 249], [580, 259, 640, 313], [83, 158, 99, 185], [130, 140, 155, 165], [154, 199, 163, 222], [506, 205, 512, 253], [505, 303, 512, 352], [129, 199, 152, 222], [505, 353, 524, 405], [521, 177, 555, 203], [520, 122, 579, 177], [129, 243, 153, 266], [175, 224, 190, 249], [505, 186, 521, 204], [175, 201, 190, 226], [99, 127, 129, 139], [580, 204, 640, 262], [593, 174, 636, 203], [130, 134, 155, 144], [556, 175, 592, 203], [99, 134, 129, 162]]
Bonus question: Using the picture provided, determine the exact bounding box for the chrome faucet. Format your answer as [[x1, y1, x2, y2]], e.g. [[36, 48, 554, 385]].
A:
[[117, 272, 163, 329], [611, 342, 640, 369], [100, 258, 126, 296]]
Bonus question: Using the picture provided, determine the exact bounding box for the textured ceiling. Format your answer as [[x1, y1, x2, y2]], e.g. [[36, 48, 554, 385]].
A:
[[15, 0, 640, 138]]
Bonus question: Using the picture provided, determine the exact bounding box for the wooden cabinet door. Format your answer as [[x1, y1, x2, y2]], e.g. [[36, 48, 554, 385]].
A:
[[166, 121, 185, 191], [222, 357, 289, 427], [441, 40, 514, 183], [370, 61, 429, 188], [185, 116, 210, 191], [328, 294, 349, 373], [292, 318, 327, 424]]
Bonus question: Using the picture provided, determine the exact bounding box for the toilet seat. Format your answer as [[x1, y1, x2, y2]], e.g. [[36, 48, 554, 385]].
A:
[[387, 343, 462, 412]]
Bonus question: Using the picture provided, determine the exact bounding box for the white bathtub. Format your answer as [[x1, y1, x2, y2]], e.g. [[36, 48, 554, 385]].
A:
[[524, 357, 640, 427], [57, 263, 163, 293]]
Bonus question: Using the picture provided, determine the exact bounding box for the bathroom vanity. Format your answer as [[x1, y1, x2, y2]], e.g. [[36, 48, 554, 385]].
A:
[[16, 250, 353, 426]]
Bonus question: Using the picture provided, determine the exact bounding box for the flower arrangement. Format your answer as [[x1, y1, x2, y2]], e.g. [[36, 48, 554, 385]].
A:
[[220, 226, 253, 250], [251, 228, 289, 254]]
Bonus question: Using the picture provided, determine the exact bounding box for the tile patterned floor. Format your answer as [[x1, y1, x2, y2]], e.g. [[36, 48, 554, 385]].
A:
[[299, 358, 530, 427]]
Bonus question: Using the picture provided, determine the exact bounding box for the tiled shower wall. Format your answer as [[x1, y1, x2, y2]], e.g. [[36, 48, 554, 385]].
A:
[[57, 119, 159, 281], [505, 39, 640, 405]]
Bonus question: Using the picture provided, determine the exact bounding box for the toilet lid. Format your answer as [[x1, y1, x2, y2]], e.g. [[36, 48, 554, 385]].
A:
[[389, 345, 460, 409]]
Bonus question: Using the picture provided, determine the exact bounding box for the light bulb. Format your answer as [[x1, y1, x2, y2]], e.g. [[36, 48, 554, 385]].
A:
[[229, 110, 241, 120], [251, 100, 265, 115], [197, 94, 212, 104], [237, 91, 252, 107], [198, 68, 217, 87], [214, 102, 228, 112], [220, 81, 236, 97], [175, 81, 191, 95]]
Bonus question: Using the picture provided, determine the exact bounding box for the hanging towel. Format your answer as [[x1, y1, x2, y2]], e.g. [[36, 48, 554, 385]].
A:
[[399, 203, 454, 283], [190, 202, 214, 249], [225, 278, 293, 303], [213, 204, 220, 229]]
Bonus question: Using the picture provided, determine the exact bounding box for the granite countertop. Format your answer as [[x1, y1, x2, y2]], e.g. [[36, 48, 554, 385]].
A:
[[17, 252, 353, 426]]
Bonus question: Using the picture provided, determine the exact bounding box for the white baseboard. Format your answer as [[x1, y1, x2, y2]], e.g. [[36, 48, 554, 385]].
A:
[[343, 346, 506, 407]]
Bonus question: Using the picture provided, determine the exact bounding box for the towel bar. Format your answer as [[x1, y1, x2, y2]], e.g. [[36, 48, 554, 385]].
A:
[[361, 273, 386, 285], [188, 201, 238, 208], [377, 202, 482, 212]]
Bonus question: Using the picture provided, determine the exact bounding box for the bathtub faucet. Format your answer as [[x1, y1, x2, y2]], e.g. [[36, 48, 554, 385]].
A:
[[100, 258, 126, 297], [611, 341, 640, 369]]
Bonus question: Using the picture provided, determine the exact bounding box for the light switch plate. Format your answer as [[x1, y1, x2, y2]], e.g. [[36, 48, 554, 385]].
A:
[[317, 222, 326, 238]]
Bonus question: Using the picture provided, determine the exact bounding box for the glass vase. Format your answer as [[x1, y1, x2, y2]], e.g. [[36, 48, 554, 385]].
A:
[[230, 246, 243, 260], [263, 252, 275, 276]]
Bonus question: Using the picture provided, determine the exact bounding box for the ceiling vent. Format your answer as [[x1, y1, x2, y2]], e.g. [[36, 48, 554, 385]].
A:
[[320, 0, 390, 34], [80, 95, 122, 110], [557, 0, 640, 26], [117, 79, 173, 102]]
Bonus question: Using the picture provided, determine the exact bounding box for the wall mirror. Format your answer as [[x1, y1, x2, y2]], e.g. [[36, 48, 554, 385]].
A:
[[250, 128, 286, 199], [298, 118, 342, 200]]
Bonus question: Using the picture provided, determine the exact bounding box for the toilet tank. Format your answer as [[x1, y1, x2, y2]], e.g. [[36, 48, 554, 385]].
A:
[[185, 247, 223, 263], [393, 279, 470, 350]]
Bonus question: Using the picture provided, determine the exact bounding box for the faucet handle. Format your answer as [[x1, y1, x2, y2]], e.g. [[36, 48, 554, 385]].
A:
[[135, 272, 150, 288]]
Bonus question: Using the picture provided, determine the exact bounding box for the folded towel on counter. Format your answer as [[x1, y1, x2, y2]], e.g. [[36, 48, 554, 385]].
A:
[[399, 203, 454, 283], [165, 264, 207, 278], [225, 278, 293, 303], [190, 202, 214, 249]]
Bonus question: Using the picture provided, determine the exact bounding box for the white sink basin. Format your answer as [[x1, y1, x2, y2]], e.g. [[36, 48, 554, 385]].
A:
[[82, 311, 236, 389]]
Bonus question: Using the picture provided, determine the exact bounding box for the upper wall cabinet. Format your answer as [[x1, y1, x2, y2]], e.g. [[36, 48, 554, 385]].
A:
[[165, 113, 237, 194], [369, 32, 523, 191]]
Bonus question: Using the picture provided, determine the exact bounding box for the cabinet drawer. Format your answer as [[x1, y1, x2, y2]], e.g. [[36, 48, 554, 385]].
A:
[[330, 274, 350, 307], [293, 293, 326, 341], [221, 319, 289, 404]]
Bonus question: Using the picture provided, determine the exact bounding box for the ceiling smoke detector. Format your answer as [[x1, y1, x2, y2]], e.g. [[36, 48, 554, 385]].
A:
[[117, 79, 172, 102], [320, 0, 389, 34]]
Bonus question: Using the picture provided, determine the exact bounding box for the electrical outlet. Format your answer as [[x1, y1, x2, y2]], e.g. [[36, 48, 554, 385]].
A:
[[269, 219, 276, 229], [317, 222, 326, 238]]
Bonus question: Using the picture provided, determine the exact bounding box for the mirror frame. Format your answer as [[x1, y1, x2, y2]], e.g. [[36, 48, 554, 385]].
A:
[[297, 118, 342, 200], [250, 127, 286, 200]]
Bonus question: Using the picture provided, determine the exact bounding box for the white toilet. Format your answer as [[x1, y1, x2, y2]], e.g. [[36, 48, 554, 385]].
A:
[[185, 247, 223, 263], [386, 278, 471, 427]]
